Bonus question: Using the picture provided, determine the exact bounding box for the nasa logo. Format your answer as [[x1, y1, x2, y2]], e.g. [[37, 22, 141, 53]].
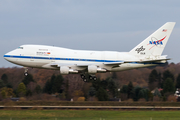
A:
[[149, 36, 166, 45], [148, 36, 166, 50], [149, 41, 163, 45]]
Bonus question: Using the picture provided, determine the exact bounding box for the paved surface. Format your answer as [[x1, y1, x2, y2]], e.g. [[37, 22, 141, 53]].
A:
[[0, 106, 180, 110]]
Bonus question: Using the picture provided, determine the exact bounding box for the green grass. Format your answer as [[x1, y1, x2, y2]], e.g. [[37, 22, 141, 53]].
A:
[[0, 110, 180, 120]]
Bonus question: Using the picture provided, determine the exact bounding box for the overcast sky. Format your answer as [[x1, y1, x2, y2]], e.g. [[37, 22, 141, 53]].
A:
[[1, 0, 180, 67]]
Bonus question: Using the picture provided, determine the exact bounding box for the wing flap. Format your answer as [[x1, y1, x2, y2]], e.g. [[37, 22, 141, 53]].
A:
[[50, 62, 94, 67]]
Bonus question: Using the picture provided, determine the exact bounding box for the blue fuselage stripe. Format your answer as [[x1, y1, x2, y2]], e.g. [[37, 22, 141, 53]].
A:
[[3, 55, 164, 65], [3, 55, 123, 63]]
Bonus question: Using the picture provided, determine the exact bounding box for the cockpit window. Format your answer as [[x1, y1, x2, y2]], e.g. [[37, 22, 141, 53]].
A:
[[17, 47, 23, 49]]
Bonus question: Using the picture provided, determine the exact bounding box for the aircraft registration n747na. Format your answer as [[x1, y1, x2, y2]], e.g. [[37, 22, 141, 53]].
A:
[[4, 22, 175, 81]]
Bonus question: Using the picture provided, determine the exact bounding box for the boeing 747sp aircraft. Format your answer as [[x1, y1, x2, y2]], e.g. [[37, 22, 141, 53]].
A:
[[4, 22, 175, 82]]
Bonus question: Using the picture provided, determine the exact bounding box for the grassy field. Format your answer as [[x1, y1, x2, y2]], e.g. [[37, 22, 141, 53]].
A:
[[0, 110, 180, 120]]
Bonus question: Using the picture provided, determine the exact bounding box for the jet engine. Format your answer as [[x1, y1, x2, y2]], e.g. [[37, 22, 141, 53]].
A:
[[88, 65, 106, 74], [60, 66, 78, 75], [88, 65, 97, 74]]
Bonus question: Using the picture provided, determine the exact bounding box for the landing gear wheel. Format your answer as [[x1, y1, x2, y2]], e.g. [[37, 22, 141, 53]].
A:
[[89, 76, 93, 80], [89, 75, 97, 81], [24, 72, 28, 76], [83, 78, 87, 82], [81, 74, 87, 82], [81, 75, 85, 79], [93, 77, 97, 81]]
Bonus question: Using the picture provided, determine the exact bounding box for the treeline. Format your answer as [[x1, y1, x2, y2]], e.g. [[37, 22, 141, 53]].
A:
[[120, 69, 180, 101], [0, 63, 180, 101]]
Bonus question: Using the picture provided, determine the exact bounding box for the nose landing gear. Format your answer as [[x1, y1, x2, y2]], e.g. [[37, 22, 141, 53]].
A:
[[24, 67, 28, 76]]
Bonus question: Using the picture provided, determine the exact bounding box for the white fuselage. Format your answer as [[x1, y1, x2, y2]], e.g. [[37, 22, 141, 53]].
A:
[[4, 45, 158, 72], [3, 22, 175, 78]]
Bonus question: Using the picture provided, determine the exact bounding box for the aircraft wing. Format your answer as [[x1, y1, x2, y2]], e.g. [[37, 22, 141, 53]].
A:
[[49, 62, 125, 69], [103, 61, 124, 65], [50, 58, 169, 68]]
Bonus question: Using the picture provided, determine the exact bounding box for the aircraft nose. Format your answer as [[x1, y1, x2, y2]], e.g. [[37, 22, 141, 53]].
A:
[[4, 48, 21, 65], [3, 50, 15, 61], [4, 52, 10, 61]]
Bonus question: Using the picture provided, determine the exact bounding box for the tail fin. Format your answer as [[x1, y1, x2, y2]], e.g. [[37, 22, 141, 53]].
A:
[[129, 22, 176, 56]]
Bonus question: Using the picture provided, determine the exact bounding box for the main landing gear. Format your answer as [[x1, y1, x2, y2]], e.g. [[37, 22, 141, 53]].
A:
[[81, 74, 87, 82], [81, 74, 97, 82], [24, 67, 28, 76], [89, 75, 97, 81]]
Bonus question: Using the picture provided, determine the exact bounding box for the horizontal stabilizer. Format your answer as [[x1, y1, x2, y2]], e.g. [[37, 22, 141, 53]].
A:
[[124, 58, 170, 63]]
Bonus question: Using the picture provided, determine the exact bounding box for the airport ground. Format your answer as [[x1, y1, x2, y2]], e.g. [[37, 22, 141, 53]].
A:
[[1, 101, 180, 107], [0, 110, 180, 120]]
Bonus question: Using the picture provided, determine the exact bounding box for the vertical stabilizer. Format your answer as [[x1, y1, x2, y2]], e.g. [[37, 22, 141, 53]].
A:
[[129, 22, 175, 56]]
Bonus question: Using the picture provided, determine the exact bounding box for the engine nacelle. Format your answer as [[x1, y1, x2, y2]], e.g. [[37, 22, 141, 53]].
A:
[[88, 65, 97, 74], [60, 66, 69, 75], [88, 65, 107, 74], [60, 66, 79, 75]]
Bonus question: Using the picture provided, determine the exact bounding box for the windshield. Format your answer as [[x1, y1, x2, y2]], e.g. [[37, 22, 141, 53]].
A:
[[17, 47, 23, 49]]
